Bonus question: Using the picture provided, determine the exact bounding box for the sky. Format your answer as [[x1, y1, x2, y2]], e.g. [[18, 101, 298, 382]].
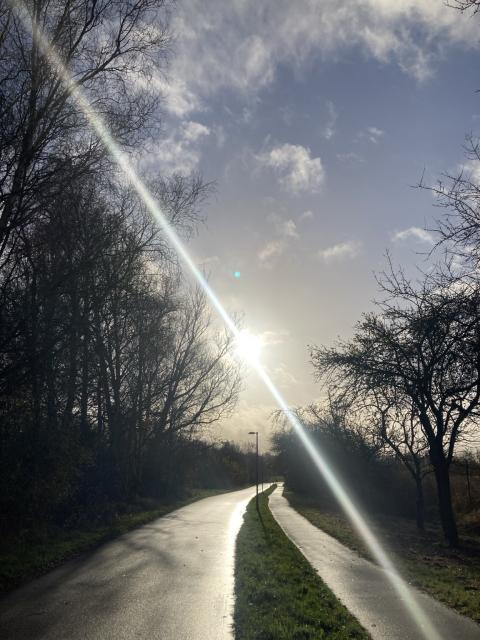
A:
[[149, 0, 480, 448]]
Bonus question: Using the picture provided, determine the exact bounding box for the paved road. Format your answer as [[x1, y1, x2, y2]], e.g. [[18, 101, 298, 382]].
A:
[[269, 485, 480, 640], [0, 487, 256, 640]]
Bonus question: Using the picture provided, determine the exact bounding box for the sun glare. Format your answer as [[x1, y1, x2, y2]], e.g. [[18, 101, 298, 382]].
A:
[[12, 6, 444, 637], [235, 330, 263, 365]]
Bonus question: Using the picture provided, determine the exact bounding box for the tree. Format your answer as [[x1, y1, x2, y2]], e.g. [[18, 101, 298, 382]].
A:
[[364, 390, 431, 530], [0, 0, 241, 537], [311, 273, 480, 546], [0, 0, 171, 266], [144, 288, 242, 495]]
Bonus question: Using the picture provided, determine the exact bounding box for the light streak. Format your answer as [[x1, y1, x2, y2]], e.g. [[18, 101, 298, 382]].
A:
[[9, 4, 442, 639]]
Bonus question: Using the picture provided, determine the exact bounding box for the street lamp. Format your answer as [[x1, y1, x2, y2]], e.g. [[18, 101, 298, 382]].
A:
[[248, 431, 259, 509]]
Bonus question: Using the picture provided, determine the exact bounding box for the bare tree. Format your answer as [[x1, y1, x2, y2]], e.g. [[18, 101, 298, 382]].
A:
[[365, 391, 431, 530], [142, 287, 242, 494], [311, 272, 480, 546], [0, 0, 171, 265], [446, 1, 480, 13]]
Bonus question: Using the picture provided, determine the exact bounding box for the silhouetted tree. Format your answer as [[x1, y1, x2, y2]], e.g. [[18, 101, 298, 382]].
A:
[[311, 272, 480, 547], [362, 391, 431, 530]]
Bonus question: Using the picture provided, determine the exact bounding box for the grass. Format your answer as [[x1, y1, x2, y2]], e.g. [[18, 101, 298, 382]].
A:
[[0, 487, 227, 595], [286, 491, 480, 624], [234, 486, 370, 640]]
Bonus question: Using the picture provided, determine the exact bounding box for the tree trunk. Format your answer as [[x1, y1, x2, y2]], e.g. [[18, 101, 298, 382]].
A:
[[415, 476, 425, 531], [432, 455, 459, 547]]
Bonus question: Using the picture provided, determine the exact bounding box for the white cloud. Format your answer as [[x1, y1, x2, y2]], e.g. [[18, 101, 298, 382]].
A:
[[279, 218, 299, 239], [392, 226, 434, 244], [258, 215, 300, 267], [159, 0, 479, 116], [182, 121, 210, 141], [270, 362, 299, 387], [459, 159, 480, 184], [149, 120, 210, 174], [323, 101, 338, 140], [318, 240, 362, 263], [259, 329, 290, 346], [357, 126, 385, 144], [299, 209, 314, 221], [337, 151, 364, 164], [257, 143, 325, 194], [258, 240, 285, 266]]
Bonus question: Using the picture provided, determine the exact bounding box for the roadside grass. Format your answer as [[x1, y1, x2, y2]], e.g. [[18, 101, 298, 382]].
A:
[[234, 487, 369, 640], [286, 490, 480, 624], [0, 487, 227, 595]]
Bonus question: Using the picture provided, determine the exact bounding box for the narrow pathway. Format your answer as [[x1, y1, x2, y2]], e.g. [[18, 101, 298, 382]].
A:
[[269, 485, 480, 640], [0, 487, 255, 640]]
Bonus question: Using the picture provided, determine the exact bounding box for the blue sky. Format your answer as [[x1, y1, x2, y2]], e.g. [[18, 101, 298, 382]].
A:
[[149, 1, 480, 445]]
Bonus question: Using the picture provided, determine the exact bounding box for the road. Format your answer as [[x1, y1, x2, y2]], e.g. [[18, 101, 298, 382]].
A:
[[0, 487, 256, 640], [269, 485, 480, 640]]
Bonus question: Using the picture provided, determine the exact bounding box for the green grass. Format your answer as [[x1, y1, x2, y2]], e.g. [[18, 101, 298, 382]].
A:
[[286, 491, 480, 624], [234, 487, 370, 639], [0, 487, 227, 594]]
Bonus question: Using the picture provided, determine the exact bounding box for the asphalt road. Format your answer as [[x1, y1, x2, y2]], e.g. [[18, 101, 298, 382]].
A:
[[0, 487, 256, 640], [269, 485, 480, 640]]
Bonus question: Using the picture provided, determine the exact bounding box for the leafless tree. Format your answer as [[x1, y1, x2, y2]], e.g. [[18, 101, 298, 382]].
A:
[[362, 389, 431, 529], [311, 270, 480, 547], [0, 0, 171, 266]]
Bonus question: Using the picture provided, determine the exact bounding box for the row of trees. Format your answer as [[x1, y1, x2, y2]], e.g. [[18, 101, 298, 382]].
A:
[[0, 1, 241, 534], [273, 403, 433, 522]]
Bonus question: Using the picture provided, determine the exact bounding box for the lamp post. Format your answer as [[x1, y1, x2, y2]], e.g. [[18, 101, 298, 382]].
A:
[[248, 431, 259, 509]]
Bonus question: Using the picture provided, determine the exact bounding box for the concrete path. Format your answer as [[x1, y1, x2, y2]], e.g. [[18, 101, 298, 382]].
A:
[[0, 487, 256, 640], [269, 485, 480, 640]]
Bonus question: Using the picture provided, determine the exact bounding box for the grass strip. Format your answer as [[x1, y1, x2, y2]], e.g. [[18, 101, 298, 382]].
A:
[[286, 491, 480, 624], [0, 487, 227, 594], [234, 487, 369, 639]]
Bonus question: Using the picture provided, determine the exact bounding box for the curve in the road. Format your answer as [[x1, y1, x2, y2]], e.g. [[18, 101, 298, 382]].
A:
[[0, 486, 256, 640]]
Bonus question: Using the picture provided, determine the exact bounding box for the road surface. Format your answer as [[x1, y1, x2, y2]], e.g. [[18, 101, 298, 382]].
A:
[[269, 485, 480, 640], [0, 487, 256, 640]]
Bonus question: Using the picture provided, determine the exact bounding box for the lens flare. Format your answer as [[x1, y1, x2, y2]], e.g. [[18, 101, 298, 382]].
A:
[[9, 4, 442, 639]]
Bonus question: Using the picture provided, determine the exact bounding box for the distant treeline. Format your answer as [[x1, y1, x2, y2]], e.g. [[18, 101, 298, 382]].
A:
[[274, 408, 480, 531], [0, 1, 243, 536]]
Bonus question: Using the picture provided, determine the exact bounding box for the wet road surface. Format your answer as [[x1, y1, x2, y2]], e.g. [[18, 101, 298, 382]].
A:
[[269, 485, 480, 640], [0, 487, 256, 640]]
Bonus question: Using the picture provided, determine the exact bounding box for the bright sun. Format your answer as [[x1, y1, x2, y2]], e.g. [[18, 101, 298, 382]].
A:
[[235, 329, 263, 365]]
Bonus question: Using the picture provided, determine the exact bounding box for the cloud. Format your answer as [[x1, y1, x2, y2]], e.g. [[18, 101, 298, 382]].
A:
[[159, 0, 479, 116], [337, 151, 364, 165], [459, 158, 480, 184], [299, 210, 314, 221], [271, 362, 299, 387], [278, 218, 299, 238], [257, 143, 325, 194], [258, 215, 300, 267], [182, 121, 210, 141], [219, 401, 275, 444], [392, 226, 435, 244], [258, 240, 285, 266], [259, 329, 290, 346], [322, 101, 338, 140], [148, 120, 210, 174], [318, 240, 362, 263], [357, 126, 385, 144]]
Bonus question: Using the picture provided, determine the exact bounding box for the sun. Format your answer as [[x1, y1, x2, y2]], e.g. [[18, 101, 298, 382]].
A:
[[235, 329, 263, 365]]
